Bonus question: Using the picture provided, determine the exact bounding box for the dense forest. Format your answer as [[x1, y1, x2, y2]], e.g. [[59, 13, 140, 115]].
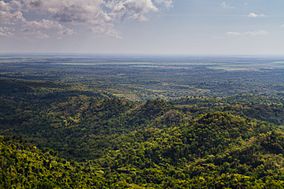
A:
[[1, 56, 284, 188], [0, 78, 284, 188]]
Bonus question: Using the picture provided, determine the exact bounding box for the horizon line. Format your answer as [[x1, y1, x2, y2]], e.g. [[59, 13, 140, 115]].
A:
[[1, 52, 284, 58]]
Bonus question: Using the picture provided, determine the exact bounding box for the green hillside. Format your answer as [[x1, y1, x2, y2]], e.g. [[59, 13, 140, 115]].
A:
[[0, 79, 284, 188]]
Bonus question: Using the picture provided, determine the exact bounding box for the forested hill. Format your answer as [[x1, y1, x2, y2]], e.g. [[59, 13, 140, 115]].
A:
[[0, 79, 284, 188], [0, 136, 105, 188]]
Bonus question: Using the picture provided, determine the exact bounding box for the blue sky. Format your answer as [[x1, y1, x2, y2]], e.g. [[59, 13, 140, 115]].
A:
[[0, 0, 284, 55]]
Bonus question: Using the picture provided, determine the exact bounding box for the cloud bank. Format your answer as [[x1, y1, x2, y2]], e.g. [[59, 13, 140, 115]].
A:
[[0, 0, 173, 38]]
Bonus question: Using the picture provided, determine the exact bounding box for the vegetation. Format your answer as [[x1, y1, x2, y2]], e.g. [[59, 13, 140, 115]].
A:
[[0, 56, 284, 188]]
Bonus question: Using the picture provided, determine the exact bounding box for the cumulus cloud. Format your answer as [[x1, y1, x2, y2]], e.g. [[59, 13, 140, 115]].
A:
[[0, 0, 173, 38], [226, 30, 269, 37], [248, 12, 265, 18]]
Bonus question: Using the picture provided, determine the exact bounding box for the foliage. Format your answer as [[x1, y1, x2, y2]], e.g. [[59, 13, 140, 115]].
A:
[[0, 78, 284, 188]]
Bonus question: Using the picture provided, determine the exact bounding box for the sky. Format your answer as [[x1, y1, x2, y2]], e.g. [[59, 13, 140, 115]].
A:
[[0, 0, 284, 55]]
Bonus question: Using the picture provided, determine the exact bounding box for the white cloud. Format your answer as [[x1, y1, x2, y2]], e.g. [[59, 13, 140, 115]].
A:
[[226, 32, 242, 36], [242, 30, 269, 36], [221, 1, 234, 9], [0, 0, 173, 38], [226, 30, 269, 37], [248, 12, 265, 18], [0, 27, 13, 37]]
